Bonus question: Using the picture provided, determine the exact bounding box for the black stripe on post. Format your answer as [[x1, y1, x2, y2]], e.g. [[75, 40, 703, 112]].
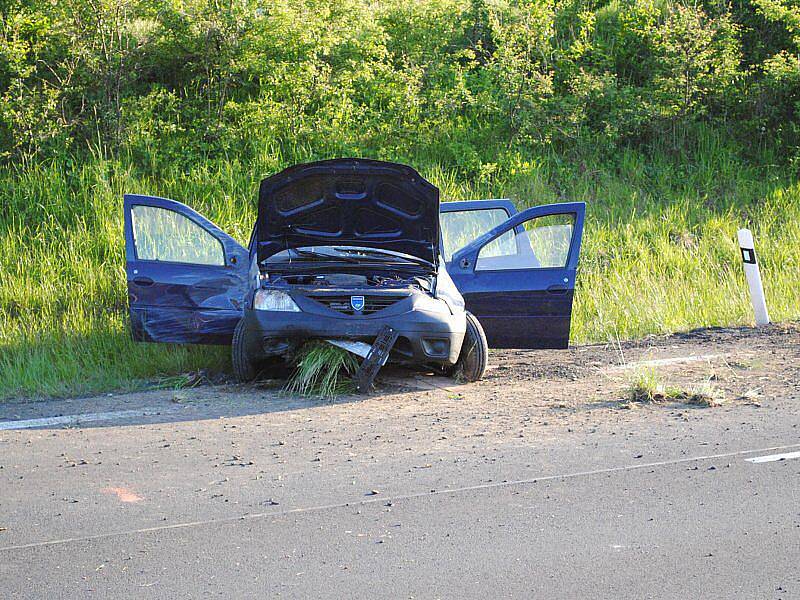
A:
[[741, 248, 757, 265]]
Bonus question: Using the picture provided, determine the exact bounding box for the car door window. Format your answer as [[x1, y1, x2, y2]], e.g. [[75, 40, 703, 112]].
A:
[[131, 205, 225, 266], [440, 208, 514, 261], [475, 213, 574, 271]]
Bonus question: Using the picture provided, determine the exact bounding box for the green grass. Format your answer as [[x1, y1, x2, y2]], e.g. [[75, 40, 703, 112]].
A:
[[284, 341, 360, 398], [1, 133, 799, 399]]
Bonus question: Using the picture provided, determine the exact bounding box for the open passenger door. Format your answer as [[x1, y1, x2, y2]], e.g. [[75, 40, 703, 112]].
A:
[[441, 201, 585, 349], [123, 195, 249, 344]]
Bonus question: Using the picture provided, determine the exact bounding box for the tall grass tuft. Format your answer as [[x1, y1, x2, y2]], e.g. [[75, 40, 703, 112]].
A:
[[284, 341, 360, 398]]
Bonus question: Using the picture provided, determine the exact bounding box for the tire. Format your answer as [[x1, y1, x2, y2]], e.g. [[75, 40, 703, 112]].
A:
[[451, 311, 488, 382], [232, 319, 257, 382]]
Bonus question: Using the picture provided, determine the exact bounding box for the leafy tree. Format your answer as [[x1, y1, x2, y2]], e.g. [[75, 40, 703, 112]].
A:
[[0, 0, 797, 164], [650, 4, 740, 125]]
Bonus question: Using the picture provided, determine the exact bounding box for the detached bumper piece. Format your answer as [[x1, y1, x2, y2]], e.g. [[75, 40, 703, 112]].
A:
[[354, 326, 399, 393]]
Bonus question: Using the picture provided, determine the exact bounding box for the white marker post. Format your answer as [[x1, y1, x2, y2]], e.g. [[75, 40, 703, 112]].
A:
[[737, 228, 770, 326]]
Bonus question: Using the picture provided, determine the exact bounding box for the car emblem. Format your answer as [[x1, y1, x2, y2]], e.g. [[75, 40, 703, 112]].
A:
[[350, 295, 365, 312]]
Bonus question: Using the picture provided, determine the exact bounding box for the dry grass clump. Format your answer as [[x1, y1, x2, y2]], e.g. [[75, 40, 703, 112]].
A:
[[675, 381, 726, 407], [622, 369, 725, 408], [624, 369, 667, 405]]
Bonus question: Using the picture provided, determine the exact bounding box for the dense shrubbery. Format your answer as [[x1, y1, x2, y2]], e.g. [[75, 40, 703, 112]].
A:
[[2, 0, 800, 169]]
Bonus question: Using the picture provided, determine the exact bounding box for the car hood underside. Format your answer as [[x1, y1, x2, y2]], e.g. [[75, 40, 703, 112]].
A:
[[256, 159, 440, 268]]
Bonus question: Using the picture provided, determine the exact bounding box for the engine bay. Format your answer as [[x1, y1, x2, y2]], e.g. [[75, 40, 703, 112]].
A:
[[266, 272, 432, 293]]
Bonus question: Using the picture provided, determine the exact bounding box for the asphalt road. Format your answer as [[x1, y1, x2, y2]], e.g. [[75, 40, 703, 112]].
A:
[[1, 378, 799, 599]]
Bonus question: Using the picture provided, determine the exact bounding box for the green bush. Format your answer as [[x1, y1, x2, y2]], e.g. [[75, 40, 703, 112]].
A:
[[1, 0, 798, 164]]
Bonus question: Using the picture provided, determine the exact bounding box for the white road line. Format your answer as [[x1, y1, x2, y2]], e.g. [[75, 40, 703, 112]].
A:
[[0, 408, 168, 430], [745, 451, 800, 464], [1, 441, 798, 553]]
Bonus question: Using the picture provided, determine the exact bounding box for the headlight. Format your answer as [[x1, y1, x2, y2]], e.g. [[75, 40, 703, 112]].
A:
[[253, 289, 301, 312], [414, 294, 451, 315]]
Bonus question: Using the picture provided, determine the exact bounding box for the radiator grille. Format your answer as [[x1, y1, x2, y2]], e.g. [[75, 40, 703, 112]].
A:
[[307, 294, 406, 315]]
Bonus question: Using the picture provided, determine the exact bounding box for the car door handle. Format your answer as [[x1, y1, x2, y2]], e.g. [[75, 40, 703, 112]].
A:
[[546, 284, 569, 295], [133, 276, 154, 287]]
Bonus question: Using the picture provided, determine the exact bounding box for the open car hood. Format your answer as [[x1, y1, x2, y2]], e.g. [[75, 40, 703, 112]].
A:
[[256, 159, 439, 269]]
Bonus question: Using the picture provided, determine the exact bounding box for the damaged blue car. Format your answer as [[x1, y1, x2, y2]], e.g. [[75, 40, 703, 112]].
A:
[[123, 159, 585, 383]]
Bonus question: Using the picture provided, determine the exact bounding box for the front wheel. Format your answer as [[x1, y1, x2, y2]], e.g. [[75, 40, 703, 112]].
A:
[[232, 319, 257, 382], [451, 311, 488, 382]]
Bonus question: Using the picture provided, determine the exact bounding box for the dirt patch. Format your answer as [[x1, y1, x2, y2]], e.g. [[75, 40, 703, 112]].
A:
[[474, 323, 800, 409]]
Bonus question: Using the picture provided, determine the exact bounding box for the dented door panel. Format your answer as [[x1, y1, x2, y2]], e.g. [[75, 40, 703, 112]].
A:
[[124, 194, 249, 345]]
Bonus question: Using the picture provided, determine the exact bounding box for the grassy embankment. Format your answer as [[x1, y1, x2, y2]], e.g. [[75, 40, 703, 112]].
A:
[[1, 136, 798, 399]]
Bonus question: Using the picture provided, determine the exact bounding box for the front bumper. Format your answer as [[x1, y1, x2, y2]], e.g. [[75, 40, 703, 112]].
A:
[[240, 292, 466, 365]]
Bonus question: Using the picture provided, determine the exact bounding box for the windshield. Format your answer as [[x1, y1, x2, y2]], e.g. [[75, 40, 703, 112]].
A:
[[263, 246, 431, 267], [440, 207, 513, 261]]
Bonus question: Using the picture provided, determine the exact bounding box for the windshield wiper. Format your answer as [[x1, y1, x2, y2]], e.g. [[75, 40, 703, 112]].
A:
[[263, 248, 362, 265], [332, 247, 434, 268]]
